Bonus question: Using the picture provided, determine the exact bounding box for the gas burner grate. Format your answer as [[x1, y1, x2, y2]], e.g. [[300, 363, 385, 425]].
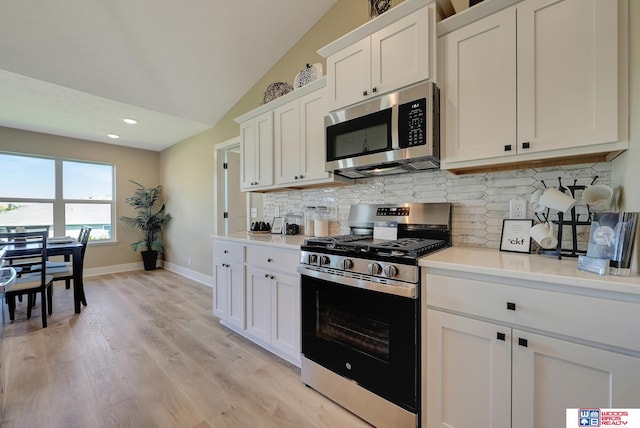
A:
[[366, 238, 447, 258], [303, 234, 372, 249]]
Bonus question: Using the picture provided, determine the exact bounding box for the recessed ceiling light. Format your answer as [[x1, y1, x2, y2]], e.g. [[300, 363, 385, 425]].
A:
[[123, 118, 138, 125], [107, 133, 120, 139]]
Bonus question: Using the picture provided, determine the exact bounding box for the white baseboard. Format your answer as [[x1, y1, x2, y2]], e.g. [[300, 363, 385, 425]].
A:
[[84, 262, 142, 277], [163, 262, 214, 288], [84, 261, 214, 289]]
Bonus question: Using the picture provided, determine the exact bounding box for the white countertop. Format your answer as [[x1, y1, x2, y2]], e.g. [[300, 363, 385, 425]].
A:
[[420, 247, 640, 298], [213, 232, 306, 250]]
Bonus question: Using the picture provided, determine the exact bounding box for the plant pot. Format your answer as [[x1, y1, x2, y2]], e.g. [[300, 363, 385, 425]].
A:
[[141, 250, 158, 271]]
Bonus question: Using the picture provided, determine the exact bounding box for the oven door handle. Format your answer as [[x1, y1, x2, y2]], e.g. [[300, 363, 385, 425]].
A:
[[298, 266, 417, 299]]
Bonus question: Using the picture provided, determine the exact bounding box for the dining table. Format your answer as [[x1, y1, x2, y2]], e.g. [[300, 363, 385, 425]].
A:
[[3, 238, 86, 313]]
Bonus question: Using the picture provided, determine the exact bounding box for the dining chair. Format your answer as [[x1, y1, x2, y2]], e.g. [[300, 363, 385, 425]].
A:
[[0, 231, 54, 328], [1, 225, 51, 271], [0, 266, 18, 325], [30, 226, 92, 290], [1, 248, 18, 325]]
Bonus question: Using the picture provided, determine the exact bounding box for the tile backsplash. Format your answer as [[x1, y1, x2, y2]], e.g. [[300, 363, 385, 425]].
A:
[[263, 162, 612, 251]]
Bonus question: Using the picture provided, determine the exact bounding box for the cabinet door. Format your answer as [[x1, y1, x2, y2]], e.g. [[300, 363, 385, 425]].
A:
[[326, 38, 371, 111], [512, 330, 640, 428], [239, 120, 257, 190], [226, 261, 245, 329], [441, 7, 517, 163], [240, 112, 273, 191], [517, 0, 618, 153], [298, 88, 330, 183], [212, 259, 229, 320], [246, 266, 272, 344], [270, 272, 301, 361], [371, 7, 430, 97], [274, 99, 301, 185], [425, 310, 511, 428]]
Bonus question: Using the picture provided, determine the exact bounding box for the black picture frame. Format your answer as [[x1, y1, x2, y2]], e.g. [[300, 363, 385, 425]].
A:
[[500, 219, 533, 253]]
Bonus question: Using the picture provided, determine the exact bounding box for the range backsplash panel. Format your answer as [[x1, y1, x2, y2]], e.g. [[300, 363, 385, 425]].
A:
[[263, 162, 611, 251]]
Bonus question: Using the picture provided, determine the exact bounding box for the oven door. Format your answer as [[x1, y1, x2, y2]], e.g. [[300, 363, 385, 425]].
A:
[[301, 273, 419, 412]]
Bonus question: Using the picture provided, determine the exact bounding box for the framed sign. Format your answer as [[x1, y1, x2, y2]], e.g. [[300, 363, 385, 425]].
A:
[[270, 217, 283, 234], [500, 219, 533, 253]]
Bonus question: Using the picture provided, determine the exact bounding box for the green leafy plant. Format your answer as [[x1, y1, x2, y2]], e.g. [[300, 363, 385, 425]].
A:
[[119, 180, 172, 253]]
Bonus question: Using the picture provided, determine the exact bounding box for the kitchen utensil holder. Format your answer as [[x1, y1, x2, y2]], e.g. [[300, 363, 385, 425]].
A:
[[535, 176, 596, 259]]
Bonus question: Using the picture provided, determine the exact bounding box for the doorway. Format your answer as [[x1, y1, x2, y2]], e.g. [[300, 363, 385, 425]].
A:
[[214, 138, 263, 235]]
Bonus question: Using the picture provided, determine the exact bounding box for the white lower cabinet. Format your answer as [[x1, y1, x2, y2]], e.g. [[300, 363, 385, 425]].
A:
[[511, 330, 640, 428], [212, 240, 245, 329], [246, 244, 301, 365], [246, 266, 300, 361], [213, 258, 245, 329], [426, 310, 511, 428], [212, 238, 301, 367], [245, 266, 272, 344], [424, 272, 640, 428]]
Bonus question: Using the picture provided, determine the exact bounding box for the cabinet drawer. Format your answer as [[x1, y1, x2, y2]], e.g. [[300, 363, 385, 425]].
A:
[[213, 240, 244, 262], [246, 245, 299, 275], [425, 274, 640, 353]]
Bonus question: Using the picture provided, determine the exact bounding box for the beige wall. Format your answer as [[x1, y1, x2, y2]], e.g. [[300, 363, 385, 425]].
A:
[[159, 0, 382, 276], [0, 126, 159, 269]]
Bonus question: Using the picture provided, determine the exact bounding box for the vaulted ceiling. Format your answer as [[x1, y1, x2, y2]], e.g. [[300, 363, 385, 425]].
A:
[[0, 0, 337, 151]]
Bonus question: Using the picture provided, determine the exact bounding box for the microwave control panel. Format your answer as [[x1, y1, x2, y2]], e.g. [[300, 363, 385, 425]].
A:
[[398, 98, 426, 148], [376, 206, 410, 216]]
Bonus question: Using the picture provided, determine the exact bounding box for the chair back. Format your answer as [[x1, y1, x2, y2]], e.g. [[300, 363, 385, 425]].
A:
[[77, 226, 92, 259], [0, 230, 52, 327], [0, 230, 48, 284]]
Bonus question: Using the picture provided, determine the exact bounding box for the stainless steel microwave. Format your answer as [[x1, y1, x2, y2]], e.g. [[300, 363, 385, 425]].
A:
[[325, 81, 440, 179]]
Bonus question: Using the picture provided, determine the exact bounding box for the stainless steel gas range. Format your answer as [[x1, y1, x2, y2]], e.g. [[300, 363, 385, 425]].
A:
[[298, 203, 452, 428]]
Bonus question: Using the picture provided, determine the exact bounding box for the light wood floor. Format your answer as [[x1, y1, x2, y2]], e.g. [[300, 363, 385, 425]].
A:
[[0, 269, 371, 428]]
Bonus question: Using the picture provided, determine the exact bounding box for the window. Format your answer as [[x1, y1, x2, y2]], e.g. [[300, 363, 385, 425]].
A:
[[0, 153, 115, 240]]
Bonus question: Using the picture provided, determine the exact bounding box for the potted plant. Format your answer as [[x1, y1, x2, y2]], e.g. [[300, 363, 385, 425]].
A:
[[119, 180, 172, 270]]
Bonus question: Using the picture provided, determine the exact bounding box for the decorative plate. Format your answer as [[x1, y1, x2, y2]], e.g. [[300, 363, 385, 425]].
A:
[[261, 82, 293, 104], [369, 0, 392, 18], [294, 63, 323, 89]]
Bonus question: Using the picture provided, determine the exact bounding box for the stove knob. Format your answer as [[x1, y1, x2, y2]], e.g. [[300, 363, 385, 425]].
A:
[[308, 254, 318, 264], [368, 263, 382, 275], [319, 255, 330, 266], [384, 265, 399, 278], [342, 259, 354, 270]]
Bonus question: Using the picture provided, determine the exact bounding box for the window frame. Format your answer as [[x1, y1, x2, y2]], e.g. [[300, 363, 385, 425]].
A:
[[0, 152, 116, 242]]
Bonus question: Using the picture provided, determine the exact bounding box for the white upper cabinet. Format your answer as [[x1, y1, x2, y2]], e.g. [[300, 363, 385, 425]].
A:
[[517, 0, 619, 151], [325, 38, 371, 112], [440, 0, 627, 171], [370, 7, 431, 99], [274, 87, 334, 186], [236, 78, 351, 192], [440, 7, 517, 162], [321, 0, 435, 112], [239, 111, 273, 191]]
